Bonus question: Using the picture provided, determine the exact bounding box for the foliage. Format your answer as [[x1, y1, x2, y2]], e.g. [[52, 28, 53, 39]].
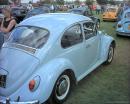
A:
[[85, 0, 93, 5], [0, 0, 8, 5], [74, 0, 80, 5], [56, 0, 64, 5], [96, 0, 108, 4]]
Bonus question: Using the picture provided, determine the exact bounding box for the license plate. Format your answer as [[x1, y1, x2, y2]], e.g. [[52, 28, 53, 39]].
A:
[[0, 74, 6, 88]]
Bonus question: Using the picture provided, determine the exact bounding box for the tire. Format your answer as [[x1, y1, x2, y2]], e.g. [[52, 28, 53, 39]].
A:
[[96, 20, 100, 29], [105, 43, 114, 64], [47, 72, 72, 104]]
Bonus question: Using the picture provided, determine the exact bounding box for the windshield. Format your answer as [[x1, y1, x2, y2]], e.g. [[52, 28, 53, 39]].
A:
[[29, 8, 44, 14], [125, 12, 130, 18], [25, 8, 48, 18], [69, 10, 83, 15], [107, 8, 116, 12], [8, 26, 49, 49]]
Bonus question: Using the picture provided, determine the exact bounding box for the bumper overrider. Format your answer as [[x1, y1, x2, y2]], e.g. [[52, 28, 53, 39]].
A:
[[0, 98, 39, 104]]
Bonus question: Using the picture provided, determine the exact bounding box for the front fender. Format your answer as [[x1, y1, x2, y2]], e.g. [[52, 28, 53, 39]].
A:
[[6, 58, 76, 103], [100, 32, 115, 62]]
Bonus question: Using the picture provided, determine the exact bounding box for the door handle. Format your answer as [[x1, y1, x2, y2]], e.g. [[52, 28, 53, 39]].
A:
[[86, 44, 91, 48]]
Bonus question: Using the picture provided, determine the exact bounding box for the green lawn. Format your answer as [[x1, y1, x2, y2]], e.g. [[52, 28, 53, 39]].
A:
[[64, 14, 130, 104]]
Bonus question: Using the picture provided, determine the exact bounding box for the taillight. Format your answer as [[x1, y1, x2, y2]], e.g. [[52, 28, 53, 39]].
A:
[[28, 76, 41, 92], [118, 24, 122, 28], [29, 80, 36, 91]]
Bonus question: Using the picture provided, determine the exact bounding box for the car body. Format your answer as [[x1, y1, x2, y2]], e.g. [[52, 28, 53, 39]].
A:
[[11, 7, 28, 23], [116, 9, 130, 36], [24, 7, 50, 19], [102, 7, 118, 21], [0, 13, 115, 104], [0, 14, 4, 26], [68, 7, 100, 28], [0, 7, 4, 26]]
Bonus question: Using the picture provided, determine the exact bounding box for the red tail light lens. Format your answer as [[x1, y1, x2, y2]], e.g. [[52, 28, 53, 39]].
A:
[[29, 80, 35, 91]]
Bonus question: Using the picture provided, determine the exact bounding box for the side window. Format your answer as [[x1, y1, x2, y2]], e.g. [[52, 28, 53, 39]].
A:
[[61, 24, 83, 48], [83, 22, 96, 40]]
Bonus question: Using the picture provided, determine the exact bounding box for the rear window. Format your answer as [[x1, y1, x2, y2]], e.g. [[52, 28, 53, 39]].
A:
[[69, 10, 83, 15], [125, 12, 130, 18], [8, 26, 49, 49]]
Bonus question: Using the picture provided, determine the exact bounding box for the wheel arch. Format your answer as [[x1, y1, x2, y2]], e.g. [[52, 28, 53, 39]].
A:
[[63, 69, 77, 85], [100, 34, 116, 62], [111, 40, 116, 48], [34, 58, 77, 103]]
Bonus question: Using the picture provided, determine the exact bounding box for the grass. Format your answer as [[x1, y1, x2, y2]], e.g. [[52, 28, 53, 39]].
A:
[[64, 13, 130, 104]]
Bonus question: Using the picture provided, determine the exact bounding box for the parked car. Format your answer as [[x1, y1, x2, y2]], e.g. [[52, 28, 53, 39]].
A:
[[0, 7, 4, 26], [0, 14, 4, 26], [24, 7, 50, 19], [0, 13, 115, 104], [102, 7, 118, 21], [11, 7, 28, 23], [68, 7, 100, 28], [116, 9, 130, 36]]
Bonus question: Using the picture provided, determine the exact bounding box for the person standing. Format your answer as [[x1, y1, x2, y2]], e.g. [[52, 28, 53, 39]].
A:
[[0, 7, 17, 42], [96, 4, 101, 15]]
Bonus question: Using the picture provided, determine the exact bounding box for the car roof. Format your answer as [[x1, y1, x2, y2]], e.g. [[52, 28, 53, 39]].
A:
[[122, 9, 130, 17], [20, 13, 91, 41], [124, 9, 130, 14], [20, 13, 91, 32]]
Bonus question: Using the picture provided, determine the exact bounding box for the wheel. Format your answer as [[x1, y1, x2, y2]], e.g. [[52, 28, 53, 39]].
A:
[[47, 72, 72, 104], [105, 44, 114, 64]]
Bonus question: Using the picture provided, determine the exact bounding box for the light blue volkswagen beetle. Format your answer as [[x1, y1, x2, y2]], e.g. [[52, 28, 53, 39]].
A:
[[116, 9, 130, 36], [0, 13, 115, 104]]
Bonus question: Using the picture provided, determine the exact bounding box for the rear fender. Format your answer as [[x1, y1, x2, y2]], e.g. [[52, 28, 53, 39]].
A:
[[8, 58, 76, 103], [99, 32, 115, 62]]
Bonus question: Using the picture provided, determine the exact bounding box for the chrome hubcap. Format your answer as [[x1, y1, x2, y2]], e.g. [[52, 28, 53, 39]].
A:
[[97, 22, 100, 28], [108, 46, 114, 62], [55, 75, 70, 100]]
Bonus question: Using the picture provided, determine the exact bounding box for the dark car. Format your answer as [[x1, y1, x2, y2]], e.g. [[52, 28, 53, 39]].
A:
[[68, 7, 100, 28], [0, 14, 4, 26], [24, 7, 50, 19], [0, 7, 3, 25], [11, 7, 28, 23]]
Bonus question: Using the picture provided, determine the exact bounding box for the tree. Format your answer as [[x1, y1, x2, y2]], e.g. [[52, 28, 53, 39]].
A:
[[0, 0, 8, 5], [74, 0, 80, 5], [86, 0, 93, 5], [42, 0, 51, 4], [96, 0, 108, 4], [56, 0, 64, 5]]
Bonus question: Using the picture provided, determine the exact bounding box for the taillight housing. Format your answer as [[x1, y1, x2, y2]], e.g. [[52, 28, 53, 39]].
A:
[[29, 76, 40, 92], [118, 24, 122, 28], [29, 80, 35, 91]]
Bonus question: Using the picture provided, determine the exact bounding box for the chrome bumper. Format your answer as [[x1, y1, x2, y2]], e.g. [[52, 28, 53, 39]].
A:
[[103, 18, 117, 21], [116, 31, 130, 36], [0, 98, 39, 104]]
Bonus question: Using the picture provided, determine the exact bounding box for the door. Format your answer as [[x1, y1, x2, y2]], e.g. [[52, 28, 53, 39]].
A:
[[60, 24, 87, 77], [82, 21, 100, 70]]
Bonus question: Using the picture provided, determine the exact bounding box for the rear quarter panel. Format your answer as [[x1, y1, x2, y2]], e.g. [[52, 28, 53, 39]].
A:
[[99, 31, 115, 62]]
